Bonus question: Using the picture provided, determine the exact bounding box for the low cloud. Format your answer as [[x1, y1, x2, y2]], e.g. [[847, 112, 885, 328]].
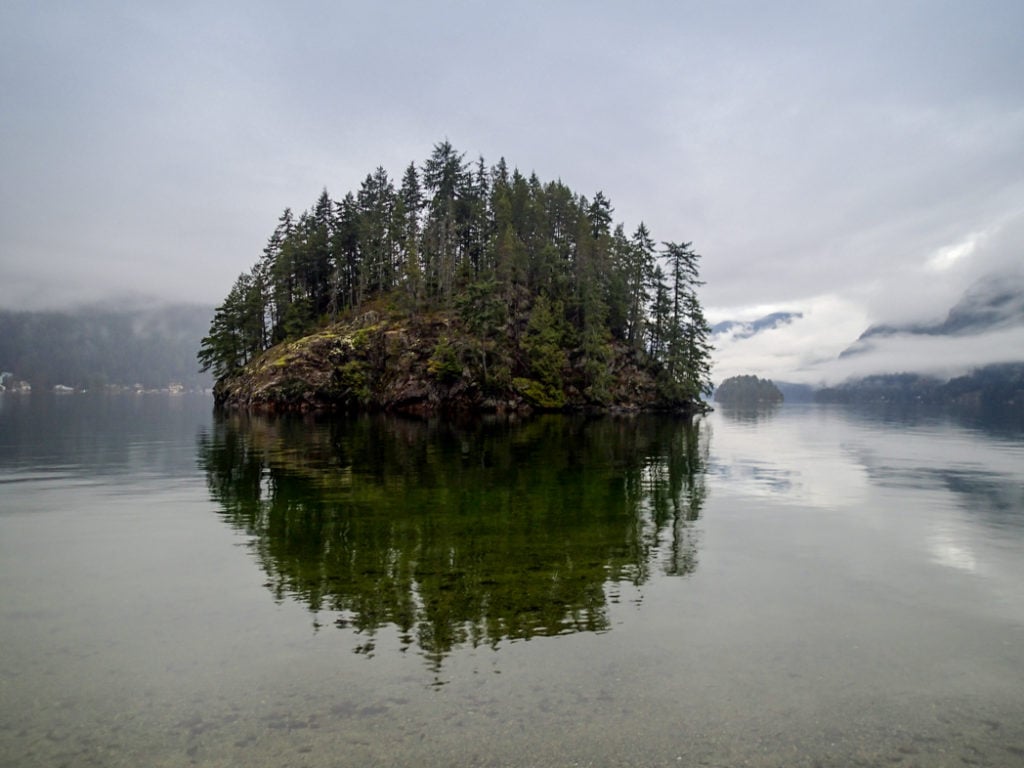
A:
[[711, 295, 869, 385], [714, 319, 1024, 387], [803, 326, 1024, 385], [711, 279, 1024, 387]]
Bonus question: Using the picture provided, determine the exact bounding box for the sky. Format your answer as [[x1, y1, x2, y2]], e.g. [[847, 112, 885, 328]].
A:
[[2, 1, 1023, 384]]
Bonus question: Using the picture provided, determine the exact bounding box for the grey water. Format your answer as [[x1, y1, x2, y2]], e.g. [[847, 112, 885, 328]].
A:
[[1, 393, 1023, 767]]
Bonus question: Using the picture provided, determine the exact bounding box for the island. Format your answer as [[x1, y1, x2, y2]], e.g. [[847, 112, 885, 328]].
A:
[[714, 374, 784, 406], [201, 141, 714, 416]]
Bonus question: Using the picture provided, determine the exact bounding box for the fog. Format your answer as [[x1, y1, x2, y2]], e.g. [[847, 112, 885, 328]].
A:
[[2, 1, 1022, 382], [712, 213, 1024, 384], [716, 322, 1024, 387]]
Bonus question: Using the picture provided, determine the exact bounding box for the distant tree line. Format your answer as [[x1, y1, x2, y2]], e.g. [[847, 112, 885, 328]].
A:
[[200, 141, 712, 405], [815, 365, 1024, 409], [1, 305, 213, 390]]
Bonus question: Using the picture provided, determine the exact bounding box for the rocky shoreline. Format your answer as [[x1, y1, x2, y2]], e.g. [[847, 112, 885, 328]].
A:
[[213, 311, 704, 417]]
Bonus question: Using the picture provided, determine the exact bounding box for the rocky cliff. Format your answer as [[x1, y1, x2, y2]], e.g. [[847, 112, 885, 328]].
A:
[[214, 310, 700, 416]]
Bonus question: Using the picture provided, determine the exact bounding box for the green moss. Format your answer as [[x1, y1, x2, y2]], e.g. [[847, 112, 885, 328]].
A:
[[337, 360, 371, 401], [427, 337, 461, 383], [513, 377, 566, 409], [349, 324, 382, 351]]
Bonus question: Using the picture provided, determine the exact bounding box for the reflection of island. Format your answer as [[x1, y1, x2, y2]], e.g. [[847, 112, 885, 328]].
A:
[[716, 402, 782, 423], [197, 414, 707, 667]]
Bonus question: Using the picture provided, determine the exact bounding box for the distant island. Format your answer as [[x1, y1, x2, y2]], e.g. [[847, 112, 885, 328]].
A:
[[201, 141, 714, 415], [714, 374, 784, 406]]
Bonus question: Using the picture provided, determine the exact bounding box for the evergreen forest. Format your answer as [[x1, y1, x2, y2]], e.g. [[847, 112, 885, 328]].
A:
[[199, 141, 713, 409], [713, 374, 784, 406]]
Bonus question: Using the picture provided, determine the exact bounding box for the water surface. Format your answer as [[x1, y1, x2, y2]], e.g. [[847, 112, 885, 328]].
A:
[[2, 394, 1023, 766]]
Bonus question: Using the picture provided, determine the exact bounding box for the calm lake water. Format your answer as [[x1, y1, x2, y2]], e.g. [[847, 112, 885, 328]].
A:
[[2, 394, 1023, 767]]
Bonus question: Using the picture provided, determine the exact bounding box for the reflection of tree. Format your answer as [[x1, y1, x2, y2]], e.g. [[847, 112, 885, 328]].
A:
[[197, 413, 707, 666]]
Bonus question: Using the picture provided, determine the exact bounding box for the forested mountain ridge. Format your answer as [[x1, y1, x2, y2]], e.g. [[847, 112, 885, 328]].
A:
[[815, 364, 1024, 409], [1, 304, 214, 390], [203, 141, 713, 414]]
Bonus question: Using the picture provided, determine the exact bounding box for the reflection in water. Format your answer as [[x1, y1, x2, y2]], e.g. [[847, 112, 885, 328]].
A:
[[716, 401, 782, 423], [0, 392, 210, 479], [197, 414, 707, 667], [709, 404, 1024, 518], [707, 403, 1024, 600]]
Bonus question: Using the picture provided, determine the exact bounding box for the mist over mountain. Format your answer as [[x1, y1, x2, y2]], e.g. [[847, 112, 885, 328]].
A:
[[774, 382, 817, 403], [710, 269, 1024, 410], [807, 272, 1024, 408], [815, 364, 1024, 412], [843, 271, 1024, 357], [0, 303, 214, 390]]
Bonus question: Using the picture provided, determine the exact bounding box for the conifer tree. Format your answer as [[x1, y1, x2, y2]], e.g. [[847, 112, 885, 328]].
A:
[[626, 222, 656, 349], [333, 193, 361, 309], [199, 272, 263, 378], [396, 162, 424, 309], [648, 264, 671, 360], [663, 241, 713, 400], [357, 168, 396, 296], [422, 140, 468, 301]]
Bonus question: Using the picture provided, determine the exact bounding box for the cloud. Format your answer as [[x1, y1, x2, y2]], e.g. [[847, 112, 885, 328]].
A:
[[713, 317, 1024, 388], [1, 0, 1022, 335], [809, 326, 1024, 384], [926, 232, 984, 273], [711, 295, 869, 385], [710, 263, 1024, 386]]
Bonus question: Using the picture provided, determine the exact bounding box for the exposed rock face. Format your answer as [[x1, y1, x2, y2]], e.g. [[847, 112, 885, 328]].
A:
[[214, 312, 695, 415]]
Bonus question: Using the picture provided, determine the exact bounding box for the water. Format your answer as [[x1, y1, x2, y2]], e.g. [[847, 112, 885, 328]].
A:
[[2, 394, 1023, 767]]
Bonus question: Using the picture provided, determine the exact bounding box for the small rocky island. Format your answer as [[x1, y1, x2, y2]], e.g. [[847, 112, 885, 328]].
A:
[[714, 374, 784, 406], [202, 141, 714, 416]]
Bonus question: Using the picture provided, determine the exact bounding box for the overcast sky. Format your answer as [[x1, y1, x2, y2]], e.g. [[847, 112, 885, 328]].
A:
[[2, 1, 1022, 383]]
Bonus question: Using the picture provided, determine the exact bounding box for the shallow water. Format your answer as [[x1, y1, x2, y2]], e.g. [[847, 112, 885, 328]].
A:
[[1, 394, 1023, 766]]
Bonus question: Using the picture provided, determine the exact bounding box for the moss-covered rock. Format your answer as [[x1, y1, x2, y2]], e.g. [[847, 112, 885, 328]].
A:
[[214, 309, 706, 416]]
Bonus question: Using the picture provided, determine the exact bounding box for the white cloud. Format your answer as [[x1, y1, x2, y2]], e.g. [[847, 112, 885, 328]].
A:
[[926, 233, 982, 272], [711, 295, 869, 384], [806, 326, 1024, 384], [1, 0, 1022, 329]]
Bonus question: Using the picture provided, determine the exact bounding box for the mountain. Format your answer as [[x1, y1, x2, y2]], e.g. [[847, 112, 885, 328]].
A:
[[819, 272, 1024, 408], [774, 381, 816, 403], [0, 303, 215, 390], [815, 364, 1024, 410], [842, 271, 1024, 357], [712, 311, 802, 340]]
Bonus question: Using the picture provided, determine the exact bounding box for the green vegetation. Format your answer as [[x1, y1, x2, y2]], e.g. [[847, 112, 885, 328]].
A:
[[199, 141, 712, 411], [714, 374, 784, 405], [198, 412, 707, 665]]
